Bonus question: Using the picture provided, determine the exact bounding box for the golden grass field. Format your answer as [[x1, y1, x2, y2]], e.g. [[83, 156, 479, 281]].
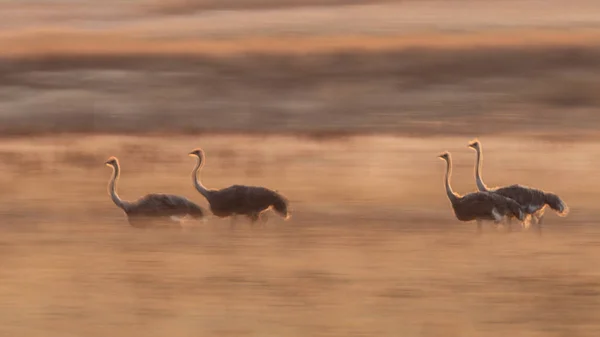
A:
[[2, 0, 600, 335], [0, 134, 597, 337]]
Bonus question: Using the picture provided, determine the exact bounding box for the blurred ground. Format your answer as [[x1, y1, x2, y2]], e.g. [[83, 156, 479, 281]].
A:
[[0, 0, 599, 336], [0, 134, 597, 337]]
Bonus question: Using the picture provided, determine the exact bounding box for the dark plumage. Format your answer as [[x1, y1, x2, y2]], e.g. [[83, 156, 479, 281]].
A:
[[468, 139, 568, 232], [189, 148, 290, 225], [105, 157, 205, 229], [439, 152, 525, 233]]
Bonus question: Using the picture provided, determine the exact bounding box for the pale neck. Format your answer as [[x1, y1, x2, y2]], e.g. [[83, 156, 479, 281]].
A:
[[474, 146, 488, 192], [444, 157, 459, 203], [108, 164, 129, 211], [192, 156, 211, 200]]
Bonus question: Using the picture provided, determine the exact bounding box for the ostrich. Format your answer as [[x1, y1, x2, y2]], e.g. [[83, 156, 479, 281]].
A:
[[105, 157, 205, 229], [188, 148, 290, 226], [468, 139, 569, 233], [438, 152, 525, 234]]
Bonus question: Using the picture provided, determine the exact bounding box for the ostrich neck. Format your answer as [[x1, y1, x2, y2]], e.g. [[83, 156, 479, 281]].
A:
[[192, 157, 212, 200], [108, 164, 129, 211], [474, 147, 489, 192], [444, 158, 459, 203]]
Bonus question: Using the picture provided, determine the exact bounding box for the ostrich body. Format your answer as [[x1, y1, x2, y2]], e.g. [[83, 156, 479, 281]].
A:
[[105, 157, 205, 228], [468, 139, 568, 232], [439, 152, 525, 233], [189, 148, 290, 225]]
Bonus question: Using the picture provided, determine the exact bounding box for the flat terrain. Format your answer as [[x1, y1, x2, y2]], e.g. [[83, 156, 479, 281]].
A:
[[1, 0, 600, 335], [0, 134, 598, 337]]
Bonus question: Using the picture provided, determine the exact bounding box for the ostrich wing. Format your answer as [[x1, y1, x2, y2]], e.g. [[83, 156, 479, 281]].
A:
[[491, 184, 545, 210], [455, 191, 519, 220], [242, 186, 277, 208], [130, 193, 201, 217], [209, 185, 284, 215], [208, 185, 249, 214]]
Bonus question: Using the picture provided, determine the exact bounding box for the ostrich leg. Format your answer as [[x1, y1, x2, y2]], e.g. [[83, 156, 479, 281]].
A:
[[506, 216, 513, 233], [260, 212, 269, 227], [248, 213, 260, 228]]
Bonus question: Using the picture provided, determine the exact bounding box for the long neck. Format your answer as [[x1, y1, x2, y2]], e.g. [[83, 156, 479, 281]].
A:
[[192, 156, 212, 200], [474, 146, 488, 192], [444, 157, 459, 203], [108, 164, 129, 211]]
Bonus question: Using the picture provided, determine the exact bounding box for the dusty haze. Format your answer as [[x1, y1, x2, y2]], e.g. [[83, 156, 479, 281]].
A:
[[1, 1, 600, 336]]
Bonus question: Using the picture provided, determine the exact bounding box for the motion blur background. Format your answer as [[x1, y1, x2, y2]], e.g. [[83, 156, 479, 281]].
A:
[[1, 1, 600, 336]]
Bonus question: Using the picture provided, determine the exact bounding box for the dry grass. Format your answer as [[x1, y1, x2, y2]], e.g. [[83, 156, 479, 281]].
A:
[[5, 29, 600, 58], [0, 134, 598, 336], [2, 45, 600, 138], [142, 0, 402, 14], [2, 0, 600, 139]]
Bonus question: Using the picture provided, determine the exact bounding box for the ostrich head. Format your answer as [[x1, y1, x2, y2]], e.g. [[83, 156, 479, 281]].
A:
[[189, 148, 204, 158], [467, 139, 481, 150], [438, 151, 450, 161], [105, 156, 118, 167], [189, 148, 206, 164]]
